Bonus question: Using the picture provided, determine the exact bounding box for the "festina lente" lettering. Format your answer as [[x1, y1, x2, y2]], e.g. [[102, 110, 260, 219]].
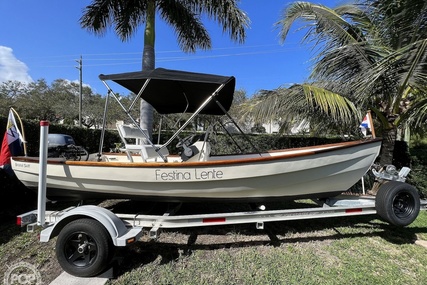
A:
[[155, 169, 224, 181]]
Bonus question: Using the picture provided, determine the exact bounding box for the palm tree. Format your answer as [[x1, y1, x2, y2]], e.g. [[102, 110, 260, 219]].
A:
[[252, 0, 427, 165], [80, 0, 249, 139]]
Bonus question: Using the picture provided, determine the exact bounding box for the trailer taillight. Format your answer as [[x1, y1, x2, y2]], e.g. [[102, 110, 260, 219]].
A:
[[16, 211, 37, 227], [203, 217, 226, 223], [346, 208, 363, 214]]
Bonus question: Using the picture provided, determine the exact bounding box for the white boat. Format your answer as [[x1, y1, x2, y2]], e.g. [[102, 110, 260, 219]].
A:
[[11, 68, 382, 202]]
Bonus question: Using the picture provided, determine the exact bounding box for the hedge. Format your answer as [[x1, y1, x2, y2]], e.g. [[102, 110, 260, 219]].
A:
[[0, 116, 346, 156], [0, 117, 121, 155]]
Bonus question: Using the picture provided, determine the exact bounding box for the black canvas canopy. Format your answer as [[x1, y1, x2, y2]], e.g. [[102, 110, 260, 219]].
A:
[[99, 68, 235, 115]]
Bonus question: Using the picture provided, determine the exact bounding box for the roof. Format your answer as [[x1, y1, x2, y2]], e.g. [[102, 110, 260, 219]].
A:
[[99, 68, 236, 115]]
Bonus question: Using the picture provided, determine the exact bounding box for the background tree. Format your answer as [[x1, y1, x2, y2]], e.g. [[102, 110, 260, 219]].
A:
[[81, 92, 104, 128], [80, 0, 250, 140], [0, 81, 27, 116], [16, 79, 57, 122], [50, 79, 81, 124], [0, 80, 121, 128], [251, 0, 427, 165]]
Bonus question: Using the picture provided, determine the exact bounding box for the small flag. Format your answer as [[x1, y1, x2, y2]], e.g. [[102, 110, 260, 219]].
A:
[[359, 113, 372, 136], [0, 109, 24, 168]]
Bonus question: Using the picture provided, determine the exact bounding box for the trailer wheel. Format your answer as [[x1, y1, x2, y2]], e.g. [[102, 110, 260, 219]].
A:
[[56, 218, 113, 277], [375, 181, 420, 227]]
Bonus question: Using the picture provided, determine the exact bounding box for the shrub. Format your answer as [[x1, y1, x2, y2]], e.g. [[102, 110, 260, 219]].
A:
[[408, 143, 427, 198]]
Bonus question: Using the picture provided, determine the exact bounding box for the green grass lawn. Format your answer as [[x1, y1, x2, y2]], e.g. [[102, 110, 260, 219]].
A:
[[106, 210, 427, 285]]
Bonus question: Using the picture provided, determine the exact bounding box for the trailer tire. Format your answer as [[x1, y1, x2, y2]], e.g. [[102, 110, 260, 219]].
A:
[[56, 218, 113, 277], [375, 181, 420, 227]]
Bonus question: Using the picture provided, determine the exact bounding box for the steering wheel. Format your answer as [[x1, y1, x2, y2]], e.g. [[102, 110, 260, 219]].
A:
[[176, 134, 199, 148]]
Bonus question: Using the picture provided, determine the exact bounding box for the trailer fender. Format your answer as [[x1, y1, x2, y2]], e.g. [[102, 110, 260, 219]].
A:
[[40, 205, 138, 246]]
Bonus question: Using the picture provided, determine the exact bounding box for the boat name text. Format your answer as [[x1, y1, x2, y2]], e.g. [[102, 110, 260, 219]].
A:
[[14, 162, 31, 168], [155, 169, 224, 181]]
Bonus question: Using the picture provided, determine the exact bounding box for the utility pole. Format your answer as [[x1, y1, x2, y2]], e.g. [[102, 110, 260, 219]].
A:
[[76, 56, 83, 127]]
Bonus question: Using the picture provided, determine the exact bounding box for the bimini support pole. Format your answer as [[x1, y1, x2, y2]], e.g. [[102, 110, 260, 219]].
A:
[[214, 99, 261, 156], [100, 79, 168, 162], [162, 83, 227, 148], [97, 89, 110, 161], [37, 121, 49, 227]]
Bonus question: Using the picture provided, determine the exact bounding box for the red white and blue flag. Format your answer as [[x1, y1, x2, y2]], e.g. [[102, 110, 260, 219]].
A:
[[359, 113, 372, 136], [0, 109, 24, 168]]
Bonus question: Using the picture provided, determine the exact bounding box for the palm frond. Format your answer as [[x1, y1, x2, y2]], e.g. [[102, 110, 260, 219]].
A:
[[353, 39, 427, 105], [158, 0, 211, 52], [248, 84, 361, 135], [114, 0, 148, 41], [80, 0, 119, 36], [190, 0, 250, 44], [398, 87, 427, 128], [80, 0, 148, 41], [311, 42, 381, 82], [277, 2, 363, 46], [300, 84, 359, 122], [277, 2, 376, 81]]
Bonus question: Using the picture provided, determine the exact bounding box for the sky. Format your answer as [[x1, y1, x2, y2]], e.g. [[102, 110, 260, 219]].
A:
[[0, 0, 345, 97]]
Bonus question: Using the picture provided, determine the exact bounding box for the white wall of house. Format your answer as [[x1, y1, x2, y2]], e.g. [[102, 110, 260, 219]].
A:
[[262, 120, 310, 134]]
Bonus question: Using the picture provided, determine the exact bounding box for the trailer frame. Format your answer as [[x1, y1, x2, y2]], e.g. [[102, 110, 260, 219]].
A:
[[18, 194, 427, 241]]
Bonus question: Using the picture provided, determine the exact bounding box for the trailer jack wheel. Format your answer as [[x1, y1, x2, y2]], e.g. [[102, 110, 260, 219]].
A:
[[375, 181, 420, 227], [56, 218, 113, 277]]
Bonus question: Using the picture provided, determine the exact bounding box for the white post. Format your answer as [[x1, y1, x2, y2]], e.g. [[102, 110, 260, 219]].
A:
[[37, 121, 49, 226]]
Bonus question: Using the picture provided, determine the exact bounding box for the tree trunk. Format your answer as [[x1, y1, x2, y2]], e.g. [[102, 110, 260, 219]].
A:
[[140, 43, 154, 141], [379, 127, 397, 166], [370, 127, 397, 195], [140, 0, 155, 141]]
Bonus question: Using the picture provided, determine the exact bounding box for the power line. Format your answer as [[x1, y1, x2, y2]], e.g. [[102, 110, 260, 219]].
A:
[[18, 43, 302, 61], [25, 46, 306, 68]]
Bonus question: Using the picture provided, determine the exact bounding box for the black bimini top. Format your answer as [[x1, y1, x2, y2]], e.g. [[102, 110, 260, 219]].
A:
[[99, 68, 235, 115]]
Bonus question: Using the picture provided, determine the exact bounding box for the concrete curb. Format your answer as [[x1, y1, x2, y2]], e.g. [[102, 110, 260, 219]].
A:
[[49, 268, 112, 285], [415, 239, 427, 249]]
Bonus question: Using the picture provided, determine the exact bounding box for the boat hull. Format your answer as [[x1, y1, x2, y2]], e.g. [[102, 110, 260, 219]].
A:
[[11, 139, 381, 202]]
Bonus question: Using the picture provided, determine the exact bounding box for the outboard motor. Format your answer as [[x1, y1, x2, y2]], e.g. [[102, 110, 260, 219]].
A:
[[47, 134, 88, 161]]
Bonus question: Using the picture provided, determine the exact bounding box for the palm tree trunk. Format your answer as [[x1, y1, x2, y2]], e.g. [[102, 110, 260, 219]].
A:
[[370, 127, 397, 194], [379, 127, 397, 166], [140, 0, 155, 141], [140, 44, 154, 141]]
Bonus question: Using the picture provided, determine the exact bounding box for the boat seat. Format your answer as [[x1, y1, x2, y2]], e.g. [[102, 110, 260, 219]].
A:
[[116, 124, 169, 162], [182, 133, 211, 162], [186, 140, 211, 162]]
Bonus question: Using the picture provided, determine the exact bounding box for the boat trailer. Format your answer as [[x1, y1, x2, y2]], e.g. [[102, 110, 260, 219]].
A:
[[19, 193, 427, 236], [16, 122, 427, 278], [16, 192, 427, 277]]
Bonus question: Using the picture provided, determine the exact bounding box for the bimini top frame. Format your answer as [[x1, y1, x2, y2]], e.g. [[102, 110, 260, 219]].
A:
[[98, 68, 236, 161]]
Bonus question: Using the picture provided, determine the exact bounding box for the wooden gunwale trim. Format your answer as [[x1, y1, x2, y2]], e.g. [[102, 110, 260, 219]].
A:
[[12, 138, 381, 168]]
